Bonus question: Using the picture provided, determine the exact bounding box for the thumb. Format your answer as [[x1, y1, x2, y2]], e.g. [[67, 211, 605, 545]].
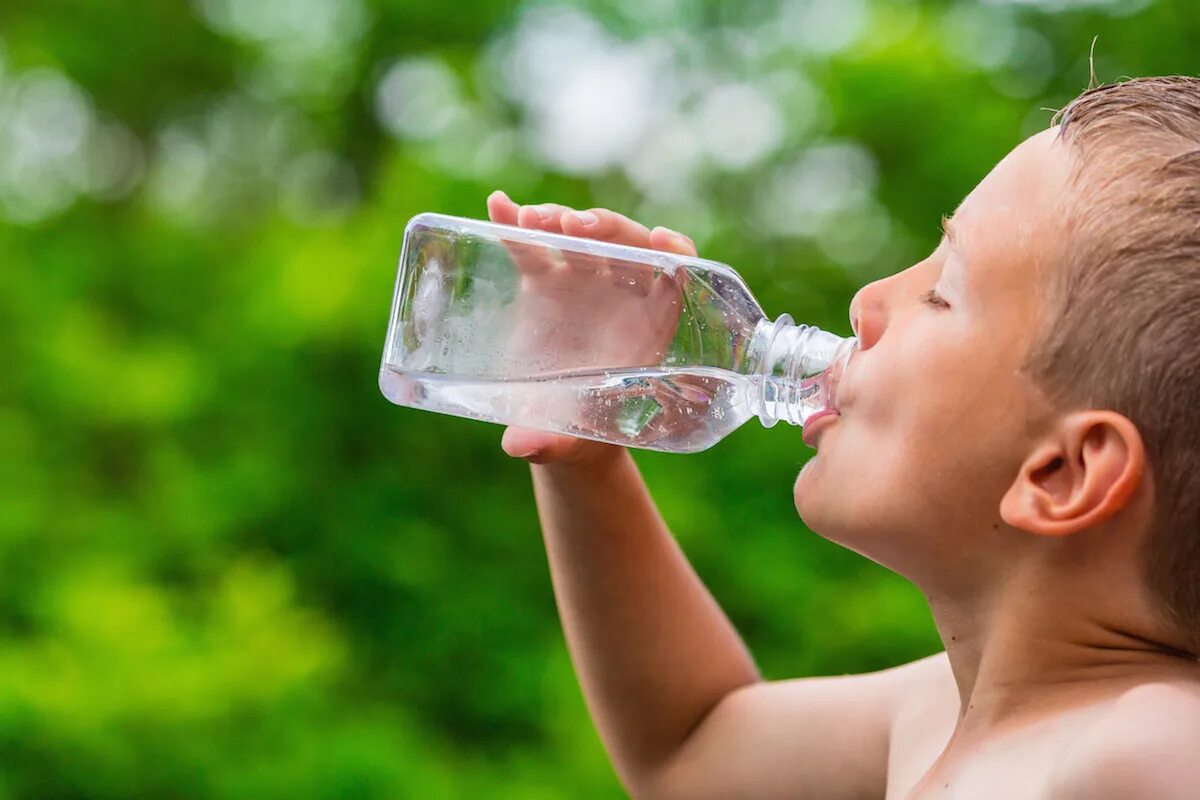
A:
[[501, 426, 576, 464]]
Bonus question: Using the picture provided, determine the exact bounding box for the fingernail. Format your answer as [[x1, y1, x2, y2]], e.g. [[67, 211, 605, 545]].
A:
[[571, 210, 598, 227], [490, 189, 511, 203], [526, 204, 551, 222]]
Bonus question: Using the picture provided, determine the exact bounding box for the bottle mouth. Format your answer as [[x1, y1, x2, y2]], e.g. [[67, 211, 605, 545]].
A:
[[752, 316, 857, 428], [822, 336, 857, 414], [790, 335, 855, 425]]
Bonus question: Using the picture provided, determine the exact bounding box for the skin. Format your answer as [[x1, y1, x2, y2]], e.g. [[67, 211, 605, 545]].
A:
[[487, 126, 1200, 799]]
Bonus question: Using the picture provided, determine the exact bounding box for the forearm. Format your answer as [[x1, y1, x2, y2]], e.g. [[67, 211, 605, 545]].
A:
[[530, 450, 760, 791]]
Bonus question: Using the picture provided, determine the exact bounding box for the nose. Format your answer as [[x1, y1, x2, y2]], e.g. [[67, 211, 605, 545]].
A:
[[848, 280, 887, 350]]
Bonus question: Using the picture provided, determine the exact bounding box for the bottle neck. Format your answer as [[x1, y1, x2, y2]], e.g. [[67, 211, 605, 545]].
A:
[[748, 314, 857, 428]]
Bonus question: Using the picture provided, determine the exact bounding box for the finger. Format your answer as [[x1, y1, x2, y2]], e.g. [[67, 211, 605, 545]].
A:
[[647, 225, 695, 299], [606, 223, 693, 296], [492, 198, 570, 276], [487, 189, 520, 225], [502, 203, 573, 276], [560, 208, 652, 248], [648, 225, 697, 256], [502, 426, 554, 459], [518, 203, 574, 233], [488, 189, 550, 275], [501, 427, 590, 464], [559, 207, 652, 281]]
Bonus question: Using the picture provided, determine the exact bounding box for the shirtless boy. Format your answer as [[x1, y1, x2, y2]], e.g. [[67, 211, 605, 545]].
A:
[[485, 76, 1200, 798]]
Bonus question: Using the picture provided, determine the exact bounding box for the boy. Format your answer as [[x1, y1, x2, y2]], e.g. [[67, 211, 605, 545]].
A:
[[484, 76, 1200, 798]]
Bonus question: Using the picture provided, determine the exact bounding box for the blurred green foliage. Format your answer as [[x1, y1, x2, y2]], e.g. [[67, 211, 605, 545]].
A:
[[0, 0, 1195, 796]]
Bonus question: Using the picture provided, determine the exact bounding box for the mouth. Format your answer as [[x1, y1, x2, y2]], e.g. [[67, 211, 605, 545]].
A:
[[802, 409, 839, 448]]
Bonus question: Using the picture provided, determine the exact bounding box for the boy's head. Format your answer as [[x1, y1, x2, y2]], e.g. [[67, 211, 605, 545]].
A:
[[795, 76, 1200, 654]]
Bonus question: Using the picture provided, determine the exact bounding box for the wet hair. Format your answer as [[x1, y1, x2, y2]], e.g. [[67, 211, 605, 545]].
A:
[[1022, 76, 1200, 653]]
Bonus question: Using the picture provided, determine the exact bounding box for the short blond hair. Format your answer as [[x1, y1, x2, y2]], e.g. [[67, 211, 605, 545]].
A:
[[1022, 76, 1200, 652]]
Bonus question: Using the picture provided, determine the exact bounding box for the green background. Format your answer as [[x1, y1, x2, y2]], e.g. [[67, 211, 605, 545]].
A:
[[0, 0, 1193, 796]]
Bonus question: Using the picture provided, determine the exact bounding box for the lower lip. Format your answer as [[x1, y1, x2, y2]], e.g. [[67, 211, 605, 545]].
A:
[[802, 411, 839, 447]]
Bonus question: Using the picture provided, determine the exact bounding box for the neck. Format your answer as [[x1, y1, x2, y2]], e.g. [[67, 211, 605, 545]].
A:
[[925, 535, 1199, 735]]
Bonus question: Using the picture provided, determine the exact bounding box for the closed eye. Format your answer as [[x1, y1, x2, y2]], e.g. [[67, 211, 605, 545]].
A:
[[921, 288, 950, 309]]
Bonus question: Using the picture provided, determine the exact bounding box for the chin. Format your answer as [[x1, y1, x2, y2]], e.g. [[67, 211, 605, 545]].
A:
[[794, 465, 883, 555], [791, 455, 954, 583], [793, 450, 829, 503], [793, 460, 835, 534]]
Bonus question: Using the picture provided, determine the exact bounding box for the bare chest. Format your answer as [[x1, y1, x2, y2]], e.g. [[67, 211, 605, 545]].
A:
[[884, 696, 1094, 800], [890, 752, 1063, 800]]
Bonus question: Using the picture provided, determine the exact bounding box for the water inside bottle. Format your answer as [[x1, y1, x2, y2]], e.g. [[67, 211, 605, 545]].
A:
[[380, 364, 826, 454]]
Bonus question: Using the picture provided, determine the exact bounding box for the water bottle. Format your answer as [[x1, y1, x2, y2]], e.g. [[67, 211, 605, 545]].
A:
[[380, 212, 857, 454]]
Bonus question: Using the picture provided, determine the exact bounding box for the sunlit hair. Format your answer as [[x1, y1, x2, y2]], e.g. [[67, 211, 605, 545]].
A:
[[1022, 76, 1200, 653]]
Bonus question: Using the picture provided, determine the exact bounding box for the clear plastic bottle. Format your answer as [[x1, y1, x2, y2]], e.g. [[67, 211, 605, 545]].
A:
[[380, 212, 857, 453]]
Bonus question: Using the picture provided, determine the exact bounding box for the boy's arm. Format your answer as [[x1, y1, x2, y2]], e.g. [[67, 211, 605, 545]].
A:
[[529, 450, 760, 793], [648, 655, 947, 800], [488, 192, 917, 797], [529, 450, 924, 799]]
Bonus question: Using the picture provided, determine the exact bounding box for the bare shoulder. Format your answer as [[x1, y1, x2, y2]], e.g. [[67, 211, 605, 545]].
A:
[[891, 649, 954, 691], [1048, 677, 1200, 799], [888, 650, 958, 723], [884, 652, 961, 791]]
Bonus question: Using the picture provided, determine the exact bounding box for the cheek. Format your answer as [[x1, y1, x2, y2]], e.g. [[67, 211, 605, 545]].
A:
[[818, 416, 945, 493], [793, 421, 946, 554], [852, 333, 963, 432], [863, 319, 1009, 435], [793, 305, 1040, 557], [802, 333, 1017, 503], [794, 405, 998, 548], [828, 363, 1021, 517]]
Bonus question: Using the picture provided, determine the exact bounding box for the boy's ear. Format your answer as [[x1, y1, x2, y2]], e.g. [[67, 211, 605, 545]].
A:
[[999, 410, 1146, 537]]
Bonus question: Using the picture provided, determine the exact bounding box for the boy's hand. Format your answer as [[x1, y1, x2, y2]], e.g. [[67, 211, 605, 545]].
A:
[[485, 189, 698, 467]]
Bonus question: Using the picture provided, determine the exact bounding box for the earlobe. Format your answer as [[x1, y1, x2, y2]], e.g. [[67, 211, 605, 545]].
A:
[[999, 412, 1146, 537]]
